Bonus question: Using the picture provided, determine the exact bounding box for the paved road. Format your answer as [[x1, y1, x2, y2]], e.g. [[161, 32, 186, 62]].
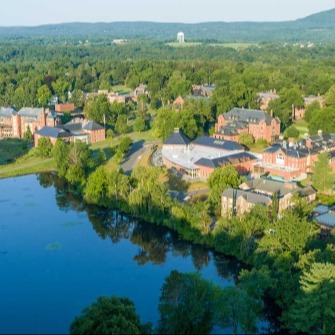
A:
[[121, 140, 160, 174]]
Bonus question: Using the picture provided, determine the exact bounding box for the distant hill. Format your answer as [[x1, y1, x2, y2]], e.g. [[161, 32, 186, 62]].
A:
[[0, 8, 334, 43]]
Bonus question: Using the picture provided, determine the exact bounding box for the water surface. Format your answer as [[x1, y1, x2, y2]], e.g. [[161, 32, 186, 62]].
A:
[[0, 174, 241, 334]]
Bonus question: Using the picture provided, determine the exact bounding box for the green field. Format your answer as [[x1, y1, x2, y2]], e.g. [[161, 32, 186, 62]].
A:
[[111, 85, 133, 95], [0, 139, 30, 165], [166, 42, 202, 47], [208, 42, 257, 49], [166, 42, 256, 49], [293, 120, 309, 137]]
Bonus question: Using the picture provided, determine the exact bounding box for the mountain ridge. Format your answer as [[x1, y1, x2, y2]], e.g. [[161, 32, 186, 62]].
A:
[[0, 7, 334, 42]]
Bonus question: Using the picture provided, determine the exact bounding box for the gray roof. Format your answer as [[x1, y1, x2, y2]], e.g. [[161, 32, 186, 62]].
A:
[[264, 144, 307, 158], [35, 126, 71, 139], [18, 107, 43, 118], [82, 120, 104, 131], [192, 136, 244, 151], [315, 213, 335, 229], [0, 107, 16, 118], [313, 205, 329, 215], [164, 129, 191, 146], [222, 188, 272, 206], [222, 107, 278, 126], [195, 151, 256, 169], [243, 178, 297, 197]]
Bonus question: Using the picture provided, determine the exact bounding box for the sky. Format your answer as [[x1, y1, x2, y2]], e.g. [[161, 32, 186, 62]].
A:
[[2, 0, 335, 26]]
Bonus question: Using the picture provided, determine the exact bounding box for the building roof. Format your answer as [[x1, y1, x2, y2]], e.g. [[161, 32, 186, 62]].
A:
[[313, 205, 329, 215], [35, 126, 71, 139], [258, 91, 279, 101], [195, 151, 257, 169], [55, 103, 75, 113], [82, 120, 104, 131], [315, 213, 335, 229], [18, 107, 43, 118], [222, 107, 279, 126], [192, 136, 244, 151], [222, 188, 272, 206], [264, 144, 308, 158], [163, 128, 191, 146], [0, 107, 16, 117], [241, 178, 298, 197]]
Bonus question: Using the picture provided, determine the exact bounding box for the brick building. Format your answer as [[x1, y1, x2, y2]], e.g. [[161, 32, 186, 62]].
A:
[[221, 178, 316, 217], [34, 120, 105, 146], [0, 107, 59, 139], [214, 108, 280, 143], [254, 132, 335, 180]]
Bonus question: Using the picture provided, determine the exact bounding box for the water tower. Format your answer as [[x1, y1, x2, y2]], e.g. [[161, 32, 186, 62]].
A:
[[177, 32, 185, 43]]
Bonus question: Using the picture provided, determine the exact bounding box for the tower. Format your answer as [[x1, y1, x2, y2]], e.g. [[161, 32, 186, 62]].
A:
[[177, 32, 185, 43]]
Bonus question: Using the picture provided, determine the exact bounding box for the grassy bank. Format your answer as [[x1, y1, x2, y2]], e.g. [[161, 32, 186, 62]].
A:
[[0, 151, 55, 179], [0, 139, 30, 165]]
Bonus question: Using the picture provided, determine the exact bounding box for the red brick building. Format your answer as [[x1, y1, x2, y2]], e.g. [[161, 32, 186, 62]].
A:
[[34, 120, 105, 146], [0, 107, 59, 139], [214, 108, 280, 143], [254, 132, 335, 180]]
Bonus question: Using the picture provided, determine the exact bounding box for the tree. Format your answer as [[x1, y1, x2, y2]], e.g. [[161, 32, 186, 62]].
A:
[[208, 165, 245, 216], [84, 166, 109, 206], [69, 296, 148, 335], [311, 152, 333, 193], [283, 125, 299, 139], [158, 270, 215, 334], [23, 125, 33, 142], [284, 262, 335, 334], [214, 286, 258, 334], [36, 137, 53, 158], [52, 79, 70, 103], [95, 148, 107, 166], [133, 117, 146, 132], [304, 100, 321, 123], [324, 84, 335, 107], [152, 108, 178, 140], [52, 139, 70, 177], [115, 115, 129, 135], [37, 84, 52, 107], [84, 94, 111, 125], [308, 107, 335, 135], [238, 133, 254, 147], [118, 136, 132, 154], [70, 89, 85, 109], [256, 211, 318, 257]]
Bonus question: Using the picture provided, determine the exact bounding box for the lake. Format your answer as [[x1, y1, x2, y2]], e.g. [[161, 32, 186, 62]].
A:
[[0, 173, 243, 334]]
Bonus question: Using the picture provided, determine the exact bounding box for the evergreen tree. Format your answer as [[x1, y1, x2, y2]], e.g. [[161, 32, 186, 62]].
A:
[[285, 262, 335, 334]]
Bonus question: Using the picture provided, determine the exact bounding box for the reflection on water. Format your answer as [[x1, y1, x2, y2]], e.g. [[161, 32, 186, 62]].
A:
[[0, 172, 244, 334]]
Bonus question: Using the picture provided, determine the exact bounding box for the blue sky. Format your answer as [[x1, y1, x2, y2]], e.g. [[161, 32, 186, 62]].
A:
[[2, 0, 335, 26]]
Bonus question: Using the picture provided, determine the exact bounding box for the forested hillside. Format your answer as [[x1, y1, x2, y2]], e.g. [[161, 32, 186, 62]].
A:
[[0, 8, 334, 43]]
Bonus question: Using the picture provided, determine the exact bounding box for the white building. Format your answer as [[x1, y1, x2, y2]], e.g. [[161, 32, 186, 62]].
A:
[[177, 32, 185, 43]]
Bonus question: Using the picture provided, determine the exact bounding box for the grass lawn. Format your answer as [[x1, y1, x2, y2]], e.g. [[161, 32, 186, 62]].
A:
[[0, 149, 55, 179], [208, 42, 257, 49], [130, 129, 159, 142], [248, 142, 268, 153], [187, 181, 208, 192], [293, 120, 309, 137], [166, 42, 202, 47], [111, 85, 133, 95], [0, 139, 30, 165]]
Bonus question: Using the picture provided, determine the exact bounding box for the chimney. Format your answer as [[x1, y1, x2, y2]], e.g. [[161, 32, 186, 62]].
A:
[[270, 109, 273, 117], [318, 129, 322, 138], [174, 128, 180, 133]]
